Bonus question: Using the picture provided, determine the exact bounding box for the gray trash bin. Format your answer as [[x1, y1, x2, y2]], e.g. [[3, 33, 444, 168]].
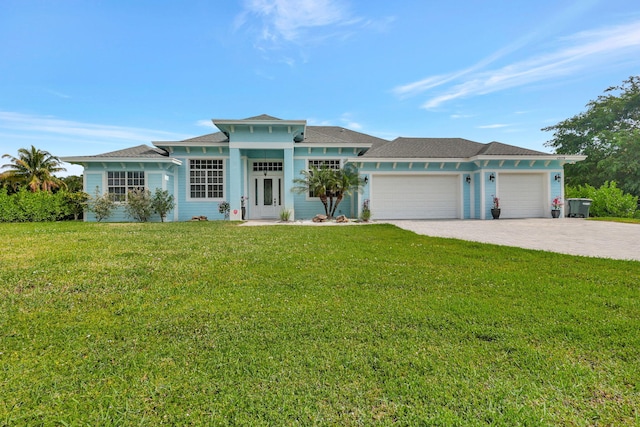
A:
[[566, 198, 592, 218]]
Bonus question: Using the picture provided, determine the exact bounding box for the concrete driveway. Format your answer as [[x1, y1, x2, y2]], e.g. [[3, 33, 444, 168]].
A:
[[384, 218, 640, 261]]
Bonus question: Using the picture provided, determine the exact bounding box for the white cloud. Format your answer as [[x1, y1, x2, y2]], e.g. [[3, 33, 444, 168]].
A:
[[0, 112, 190, 149], [196, 119, 216, 128], [238, 0, 352, 42], [393, 19, 640, 109], [477, 124, 510, 129]]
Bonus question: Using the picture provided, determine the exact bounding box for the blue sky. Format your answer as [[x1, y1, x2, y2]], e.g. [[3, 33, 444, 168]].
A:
[[2, 0, 639, 176]]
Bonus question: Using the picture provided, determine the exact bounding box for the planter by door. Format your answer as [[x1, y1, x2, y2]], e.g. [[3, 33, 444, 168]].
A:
[[551, 209, 560, 218], [491, 208, 501, 219]]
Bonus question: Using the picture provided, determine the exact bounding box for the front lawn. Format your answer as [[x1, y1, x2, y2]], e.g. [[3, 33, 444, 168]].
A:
[[1, 222, 639, 425]]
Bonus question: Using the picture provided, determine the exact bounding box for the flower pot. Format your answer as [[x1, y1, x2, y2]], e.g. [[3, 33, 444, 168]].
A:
[[491, 208, 501, 219], [551, 209, 560, 218]]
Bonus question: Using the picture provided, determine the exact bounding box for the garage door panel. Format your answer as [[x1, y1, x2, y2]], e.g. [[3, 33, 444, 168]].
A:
[[500, 173, 545, 218], [372, 175, 459, 219]]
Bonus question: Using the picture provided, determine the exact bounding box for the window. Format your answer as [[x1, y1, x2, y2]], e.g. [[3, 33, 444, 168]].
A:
[[308, 159, 341, 170], [189, 159, 224, 199], [307, 159, 341, 197], [253, 161, 283, 172], [107, 171, 144, 201]]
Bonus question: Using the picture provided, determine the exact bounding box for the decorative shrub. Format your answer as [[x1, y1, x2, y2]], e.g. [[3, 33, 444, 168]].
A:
[[151, 189, 175, 222], [125, 188, 153, 222], [87, 187, 116, 222]]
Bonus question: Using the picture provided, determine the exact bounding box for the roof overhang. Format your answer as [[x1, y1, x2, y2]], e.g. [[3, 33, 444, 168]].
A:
[[61, 156, 183, 166], [212, 118, 307, 136], [348, 154, 587, 164]]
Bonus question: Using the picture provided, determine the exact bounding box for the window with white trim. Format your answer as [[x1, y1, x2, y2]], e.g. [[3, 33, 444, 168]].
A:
[[107, 171, 144, 202], [189, 159, 224, 199], [307, 159, 341, 197], [308, 159, 341, 170]]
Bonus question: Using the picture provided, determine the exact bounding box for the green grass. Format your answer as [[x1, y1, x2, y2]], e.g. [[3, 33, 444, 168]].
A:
[[1, 221, 639, 426]]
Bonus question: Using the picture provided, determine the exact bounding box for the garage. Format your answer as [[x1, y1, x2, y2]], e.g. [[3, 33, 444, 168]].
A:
[[371, 174, 460, 219], [498, 173, 546, 218]]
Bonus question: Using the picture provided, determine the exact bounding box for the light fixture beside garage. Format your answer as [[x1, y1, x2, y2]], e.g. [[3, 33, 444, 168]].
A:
[[466, 176, 471, 184], [554, 173, 561, 182], [364, 176, 369, 184], [489, 173, 495, 182]]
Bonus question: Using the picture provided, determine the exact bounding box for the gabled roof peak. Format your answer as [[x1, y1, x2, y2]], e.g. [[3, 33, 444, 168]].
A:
[[242, 114, 282, 121]]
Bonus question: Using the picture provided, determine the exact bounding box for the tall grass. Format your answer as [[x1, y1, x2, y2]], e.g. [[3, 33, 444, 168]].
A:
[[1, 222, 638, 425]]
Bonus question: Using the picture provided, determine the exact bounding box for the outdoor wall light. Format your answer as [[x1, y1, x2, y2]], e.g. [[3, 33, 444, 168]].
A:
[[466, 176, 471, 184], [554, 173, 561, 182], [364, 176, 369, 184], [489, 173, 495, 182]]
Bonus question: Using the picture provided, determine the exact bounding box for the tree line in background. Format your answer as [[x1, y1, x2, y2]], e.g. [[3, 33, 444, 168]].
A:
[[2, 75, 639, 222]]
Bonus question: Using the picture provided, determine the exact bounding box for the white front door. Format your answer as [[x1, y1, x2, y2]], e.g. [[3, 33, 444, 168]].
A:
[[252, 175, 283, 219]]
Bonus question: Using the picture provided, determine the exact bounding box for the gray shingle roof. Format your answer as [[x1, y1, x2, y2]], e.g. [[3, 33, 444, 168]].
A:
[[81, 144, 170, 158], [179, 132, 229, 143], [243, 114, 282, 121], [303, 126, 389, 145], [361, 137, 548, 158]]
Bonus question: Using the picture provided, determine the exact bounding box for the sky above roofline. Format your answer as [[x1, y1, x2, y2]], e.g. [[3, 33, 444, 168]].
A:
[[1, 0, 639, 176]]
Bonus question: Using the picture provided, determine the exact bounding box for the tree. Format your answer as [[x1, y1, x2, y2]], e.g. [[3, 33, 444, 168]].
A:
[[151, 189, 175, 222], [62, 191, 90, 220], [1, 145, 66, 192], [329, 165, 366, 217], [292, 165, 365, 218], [543, 76, 640, 196], [87, 187, 116, 222], [125, 188, 153, 222], [61, 175, 84, 193], [292, 166, 334, 216]]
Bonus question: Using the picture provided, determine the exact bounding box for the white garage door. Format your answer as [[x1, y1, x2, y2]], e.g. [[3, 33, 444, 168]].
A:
[[499, 173, 546, 218], [372, 175, 460, 219]]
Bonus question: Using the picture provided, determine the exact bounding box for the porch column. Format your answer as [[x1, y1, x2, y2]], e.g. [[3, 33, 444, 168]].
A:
[[283, 147, 295, 220], [229, 147, 242, 220]]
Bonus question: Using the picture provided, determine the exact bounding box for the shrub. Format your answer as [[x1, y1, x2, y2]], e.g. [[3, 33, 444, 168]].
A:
[[87, 187, 116, 222], [62, 191, 89, 220], [0, 188, 67, 222], [151, 189, 175, 222], [279, 208, 291, 221], [125, 188, 153, 222], [565, 181, 638, 218]]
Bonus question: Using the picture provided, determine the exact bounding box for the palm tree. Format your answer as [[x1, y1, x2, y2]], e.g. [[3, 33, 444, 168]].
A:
[[292, 166, 334, 216], [1, 146, 66, 192], [292, 165, 365, 218], [329, 165, 365, 217]]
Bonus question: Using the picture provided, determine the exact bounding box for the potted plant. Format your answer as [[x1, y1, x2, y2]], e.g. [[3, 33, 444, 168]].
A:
[[551, 196, 563, 218], [360, 199, 371, 222], [491, 195, 500, 219], [218, 200, 230, 220]]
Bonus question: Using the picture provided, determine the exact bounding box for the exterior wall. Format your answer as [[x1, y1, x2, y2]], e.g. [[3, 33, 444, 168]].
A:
[[292, 147, 359, 219], [82, 163, 174, 222], [77, 138, 570, 222], [169, 147, 229, 221]]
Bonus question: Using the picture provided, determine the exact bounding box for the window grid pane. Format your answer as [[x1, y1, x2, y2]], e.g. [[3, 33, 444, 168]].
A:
[[107, 171, 144, 201], [307, 159, 341, 197], [190, 159, 224, 199]]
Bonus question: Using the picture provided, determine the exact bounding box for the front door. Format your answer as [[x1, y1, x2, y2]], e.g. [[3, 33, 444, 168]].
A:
[[252, 175, 283, 219]]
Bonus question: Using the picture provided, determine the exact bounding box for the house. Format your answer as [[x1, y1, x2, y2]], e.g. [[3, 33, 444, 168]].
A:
[[62, 114, 586, 222]]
